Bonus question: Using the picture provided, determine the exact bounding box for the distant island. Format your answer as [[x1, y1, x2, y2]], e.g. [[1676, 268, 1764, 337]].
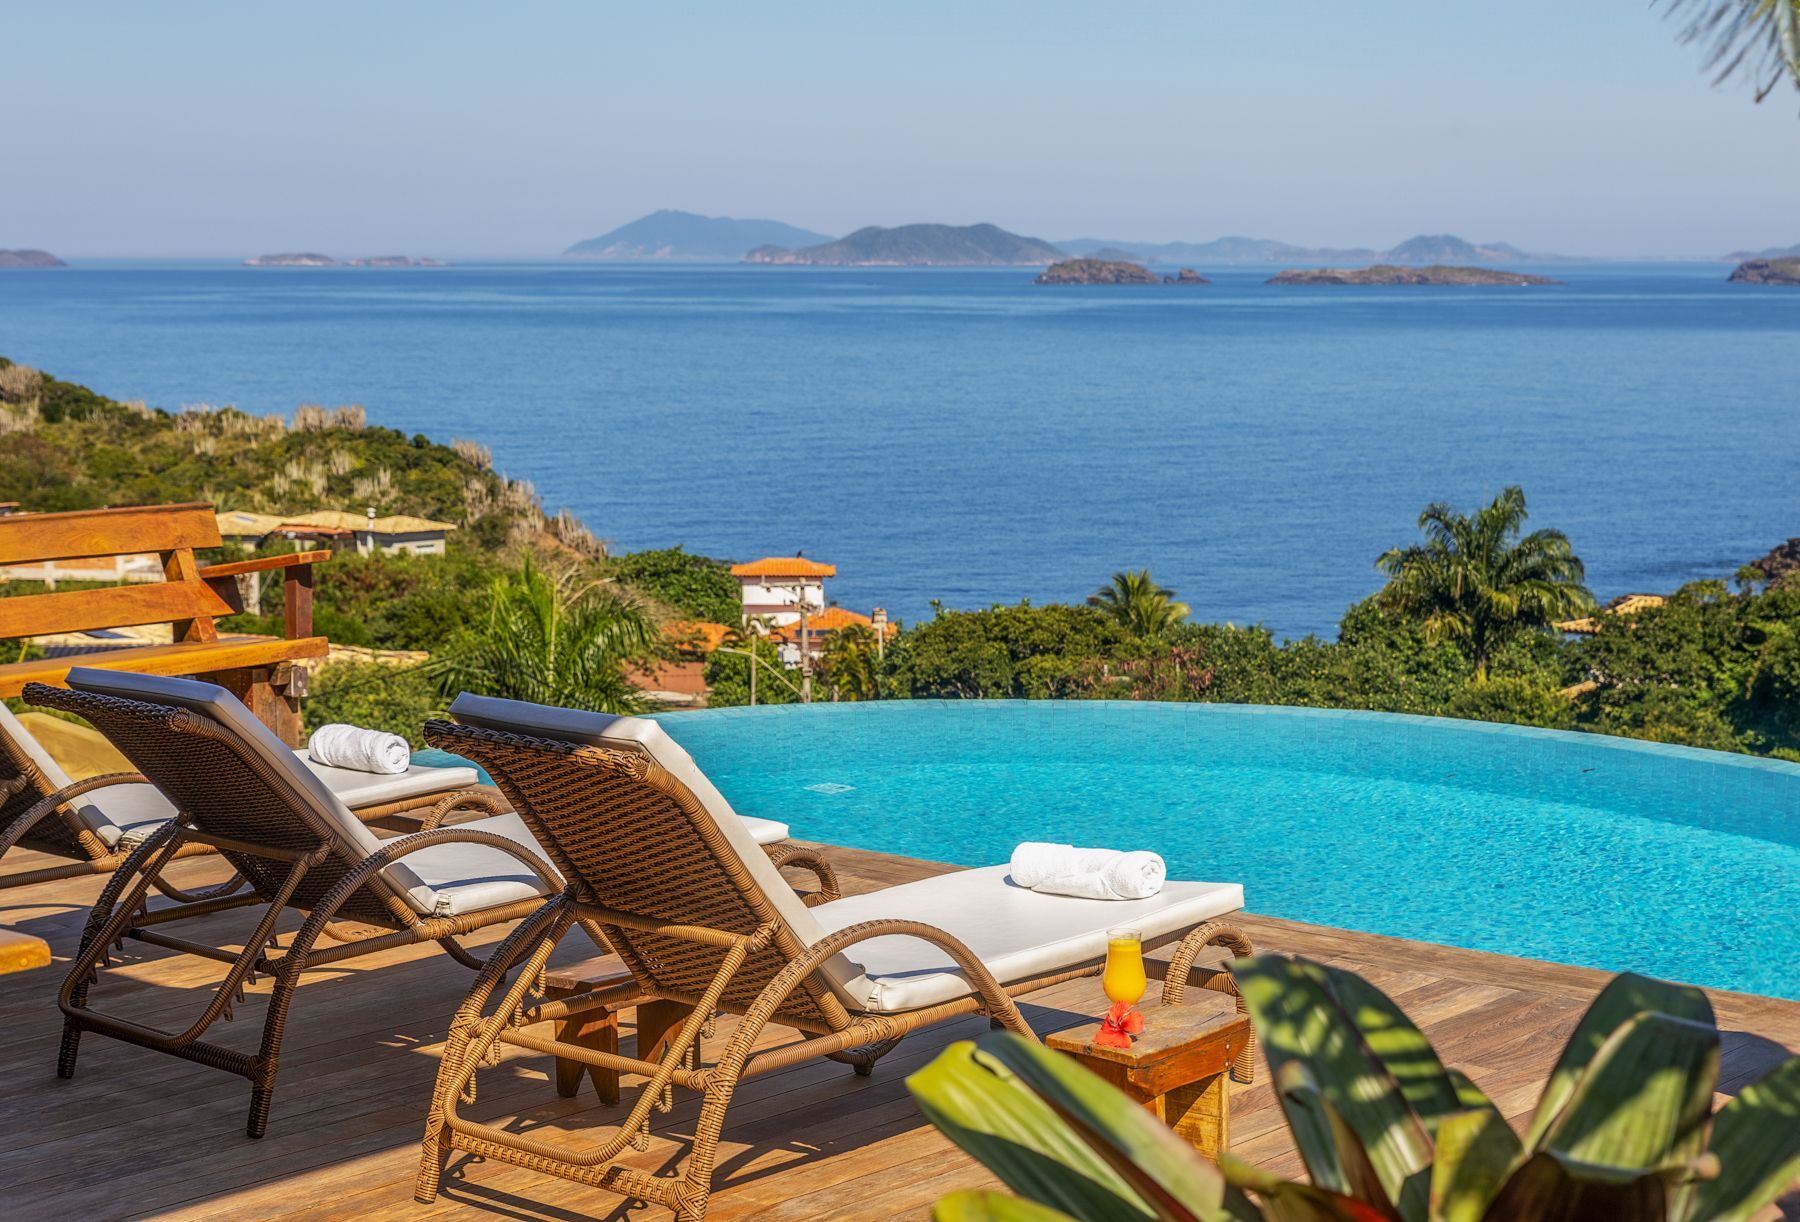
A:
[[1035, 259, 1208, 285], [1722, 242, 1800, 261], [1056, 232, 1576, 266], [1268, 264, 1562, 286], [345, 255, 447, 268], [0, 249, 67, 269], [243, 253, 445, 267], [565, 210, 832, 261], [1727, 257, 1800, 285], [244, 253, 338, 267], [745, 223, 1063, 266]]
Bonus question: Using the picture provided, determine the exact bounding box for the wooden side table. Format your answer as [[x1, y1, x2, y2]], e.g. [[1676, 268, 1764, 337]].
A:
[[540, 958, 689, 1107], [1046, 991, 1250, 1159]]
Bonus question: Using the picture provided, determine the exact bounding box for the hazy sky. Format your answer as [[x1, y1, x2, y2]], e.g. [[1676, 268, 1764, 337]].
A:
[[8, 2, 1798, 258]]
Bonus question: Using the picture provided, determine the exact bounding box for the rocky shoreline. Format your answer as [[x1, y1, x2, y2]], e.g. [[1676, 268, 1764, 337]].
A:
[[1034, 258, 1208, 285], [1727, 257, 1800, 285]]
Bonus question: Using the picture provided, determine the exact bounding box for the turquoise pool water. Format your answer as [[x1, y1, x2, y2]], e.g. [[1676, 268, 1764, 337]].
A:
[[643, 701, 1800, 1000]]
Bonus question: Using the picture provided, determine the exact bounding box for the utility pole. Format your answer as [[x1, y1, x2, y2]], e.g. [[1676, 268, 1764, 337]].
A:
[[798, 600, 812, 703]]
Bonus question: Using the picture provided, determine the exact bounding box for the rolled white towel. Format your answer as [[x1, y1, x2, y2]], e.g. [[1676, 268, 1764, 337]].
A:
[[1009, 841, 1166, 901], [307, 723, 411, 775]]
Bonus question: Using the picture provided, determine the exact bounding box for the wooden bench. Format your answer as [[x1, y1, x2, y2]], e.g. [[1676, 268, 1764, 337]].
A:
[[0, 503, 328, 745]]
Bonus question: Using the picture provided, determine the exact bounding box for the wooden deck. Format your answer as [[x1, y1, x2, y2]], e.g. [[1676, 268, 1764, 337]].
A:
[[3, 839, 1797, 1221]]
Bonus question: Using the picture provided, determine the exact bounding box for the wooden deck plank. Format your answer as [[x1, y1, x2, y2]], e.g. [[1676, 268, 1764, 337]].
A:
[[0, 838, 1795, 1221]]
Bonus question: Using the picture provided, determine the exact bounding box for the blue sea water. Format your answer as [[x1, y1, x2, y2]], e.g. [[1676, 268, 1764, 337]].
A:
[[2, 260, 1797, 638], [648, 701, 1800, 999]]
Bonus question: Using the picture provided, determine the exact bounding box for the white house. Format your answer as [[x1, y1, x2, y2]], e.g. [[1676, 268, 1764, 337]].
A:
[[729, 556, 836, 628]]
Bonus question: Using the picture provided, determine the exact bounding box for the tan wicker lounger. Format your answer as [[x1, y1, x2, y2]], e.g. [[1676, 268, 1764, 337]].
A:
[[0, 699, 502, 894], [416, 693, 1254, 1221], [22, 669, 572, 1138]]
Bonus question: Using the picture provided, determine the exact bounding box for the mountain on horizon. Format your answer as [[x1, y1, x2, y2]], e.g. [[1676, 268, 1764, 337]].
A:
[[564, 210, 833, 261], [1058, 233, 1576, 265], [1723, 241, 1800, 261], [744, 223, 1064, 266]]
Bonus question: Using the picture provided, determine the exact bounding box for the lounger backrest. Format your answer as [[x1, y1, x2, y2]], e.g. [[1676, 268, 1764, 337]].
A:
[[35, 670, 405, 924], [0, 702, 86, 855], [438, 694, 873, 1023]]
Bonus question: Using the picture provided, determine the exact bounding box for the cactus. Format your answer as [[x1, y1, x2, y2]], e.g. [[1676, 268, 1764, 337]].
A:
[[906, 955, 1800, 1221]]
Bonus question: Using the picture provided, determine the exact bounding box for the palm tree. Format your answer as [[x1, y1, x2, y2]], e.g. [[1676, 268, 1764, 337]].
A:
[[1663, 0, 1800, 103], [1087, 570, 1190, 638], [821, 624, 882, 701], [1376, 486, 1595, 681], [440, 555, 655, 712]]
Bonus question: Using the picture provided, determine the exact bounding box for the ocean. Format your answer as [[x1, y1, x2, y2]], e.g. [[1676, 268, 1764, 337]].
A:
[[1, 260, 1795, 638]]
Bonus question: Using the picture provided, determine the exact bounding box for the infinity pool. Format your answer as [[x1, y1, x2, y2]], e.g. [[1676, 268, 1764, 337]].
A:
[[649, 701, 1800, 1000]]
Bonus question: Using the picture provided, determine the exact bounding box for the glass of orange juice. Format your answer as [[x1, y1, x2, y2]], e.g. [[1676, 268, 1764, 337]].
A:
[[1102, 927, 1146, 1008]]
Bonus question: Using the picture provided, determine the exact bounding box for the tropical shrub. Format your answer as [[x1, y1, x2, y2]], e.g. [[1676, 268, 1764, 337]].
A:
[[436, 556, 655, 713], [303, 660, 438, 745], [1377, 486, 1594, 680], [907, 956, 1800, 1221], [604, 546, 741, 623]]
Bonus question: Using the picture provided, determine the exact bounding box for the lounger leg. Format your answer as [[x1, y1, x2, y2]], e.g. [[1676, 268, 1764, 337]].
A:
[[1164, 922, 1256, 1084], [418, 899, 575, 1203], [57, 825, 186, 1079]]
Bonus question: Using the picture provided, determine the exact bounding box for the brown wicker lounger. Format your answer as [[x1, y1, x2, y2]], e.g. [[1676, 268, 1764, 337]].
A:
[[0, 699, 502, 896], [22, 669, 572, 1138], [416, 694, 1253, 1221]]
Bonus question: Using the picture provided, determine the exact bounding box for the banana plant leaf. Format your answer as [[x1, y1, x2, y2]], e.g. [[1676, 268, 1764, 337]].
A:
[[935, 1189, 1082, 1222], [1220, 1153, 1395, 1222], [1537, 1012, 1718, 1173], [1231, 956, 1434, 1220], [1480, 1149, 1699, 1222], [1318, 966, 1469, 1133], [906, 1034, 1255, 1222], [1427, 1108, 1524, 1222], [1525, 973, 1714, 1151], [1687, 1055, 1800, 1222]]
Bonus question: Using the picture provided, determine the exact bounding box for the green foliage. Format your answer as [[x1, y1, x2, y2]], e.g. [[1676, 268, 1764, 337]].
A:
[[1376, 486, 1595, 678], [885, 603, 1130, 699], [0, 355, 560, 546], [703, 632, 802, 707], [302, 661, 438, 746], [603, 546, 740, 623], [1571, 579, 1800, 755], [819, 624, 885, 701], [436, 556, 655, 713], [1087, 570, 1190, 638], [1661, 0, 1800, 104], [1444, 677, 1576, 729], [907, 957, 1800, 1221]]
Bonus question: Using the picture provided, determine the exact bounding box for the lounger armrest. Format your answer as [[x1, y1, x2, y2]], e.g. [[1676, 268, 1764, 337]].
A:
[[199, 551, 328, 639], [417, 787, 511, 833], [287, 825, 566, 942], [1, 771, 153, 854], [760, 843, 840, 907], [746, 918, 1027, 1029]]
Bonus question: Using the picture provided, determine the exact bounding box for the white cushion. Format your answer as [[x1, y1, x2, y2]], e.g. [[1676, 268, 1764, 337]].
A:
[[382, 810, 555, 916], [292, 751, 483, 808], [809, 866, 1246, 1013], [741, 816, 789, 845], [61, 671, 534, 917]]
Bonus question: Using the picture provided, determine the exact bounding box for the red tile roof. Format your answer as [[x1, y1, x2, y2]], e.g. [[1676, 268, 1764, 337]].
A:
[[730, 557, 837, 579]]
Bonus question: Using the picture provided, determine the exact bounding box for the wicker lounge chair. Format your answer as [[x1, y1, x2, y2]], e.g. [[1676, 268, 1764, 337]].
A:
[[0, 699, 503, 894], [416, 694, 1254, 1221], [0, 699, 796, 894], [22, 669, 573, 1138]]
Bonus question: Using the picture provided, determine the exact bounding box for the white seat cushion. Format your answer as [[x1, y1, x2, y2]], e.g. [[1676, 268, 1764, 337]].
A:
[[382, 811, 556, 917], [77, 759, 488, 849], [87, 782, 179, 849], [741, 816, 789, 845], [292, 751, 483, 808], [810, 865, 1245, 1013]]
